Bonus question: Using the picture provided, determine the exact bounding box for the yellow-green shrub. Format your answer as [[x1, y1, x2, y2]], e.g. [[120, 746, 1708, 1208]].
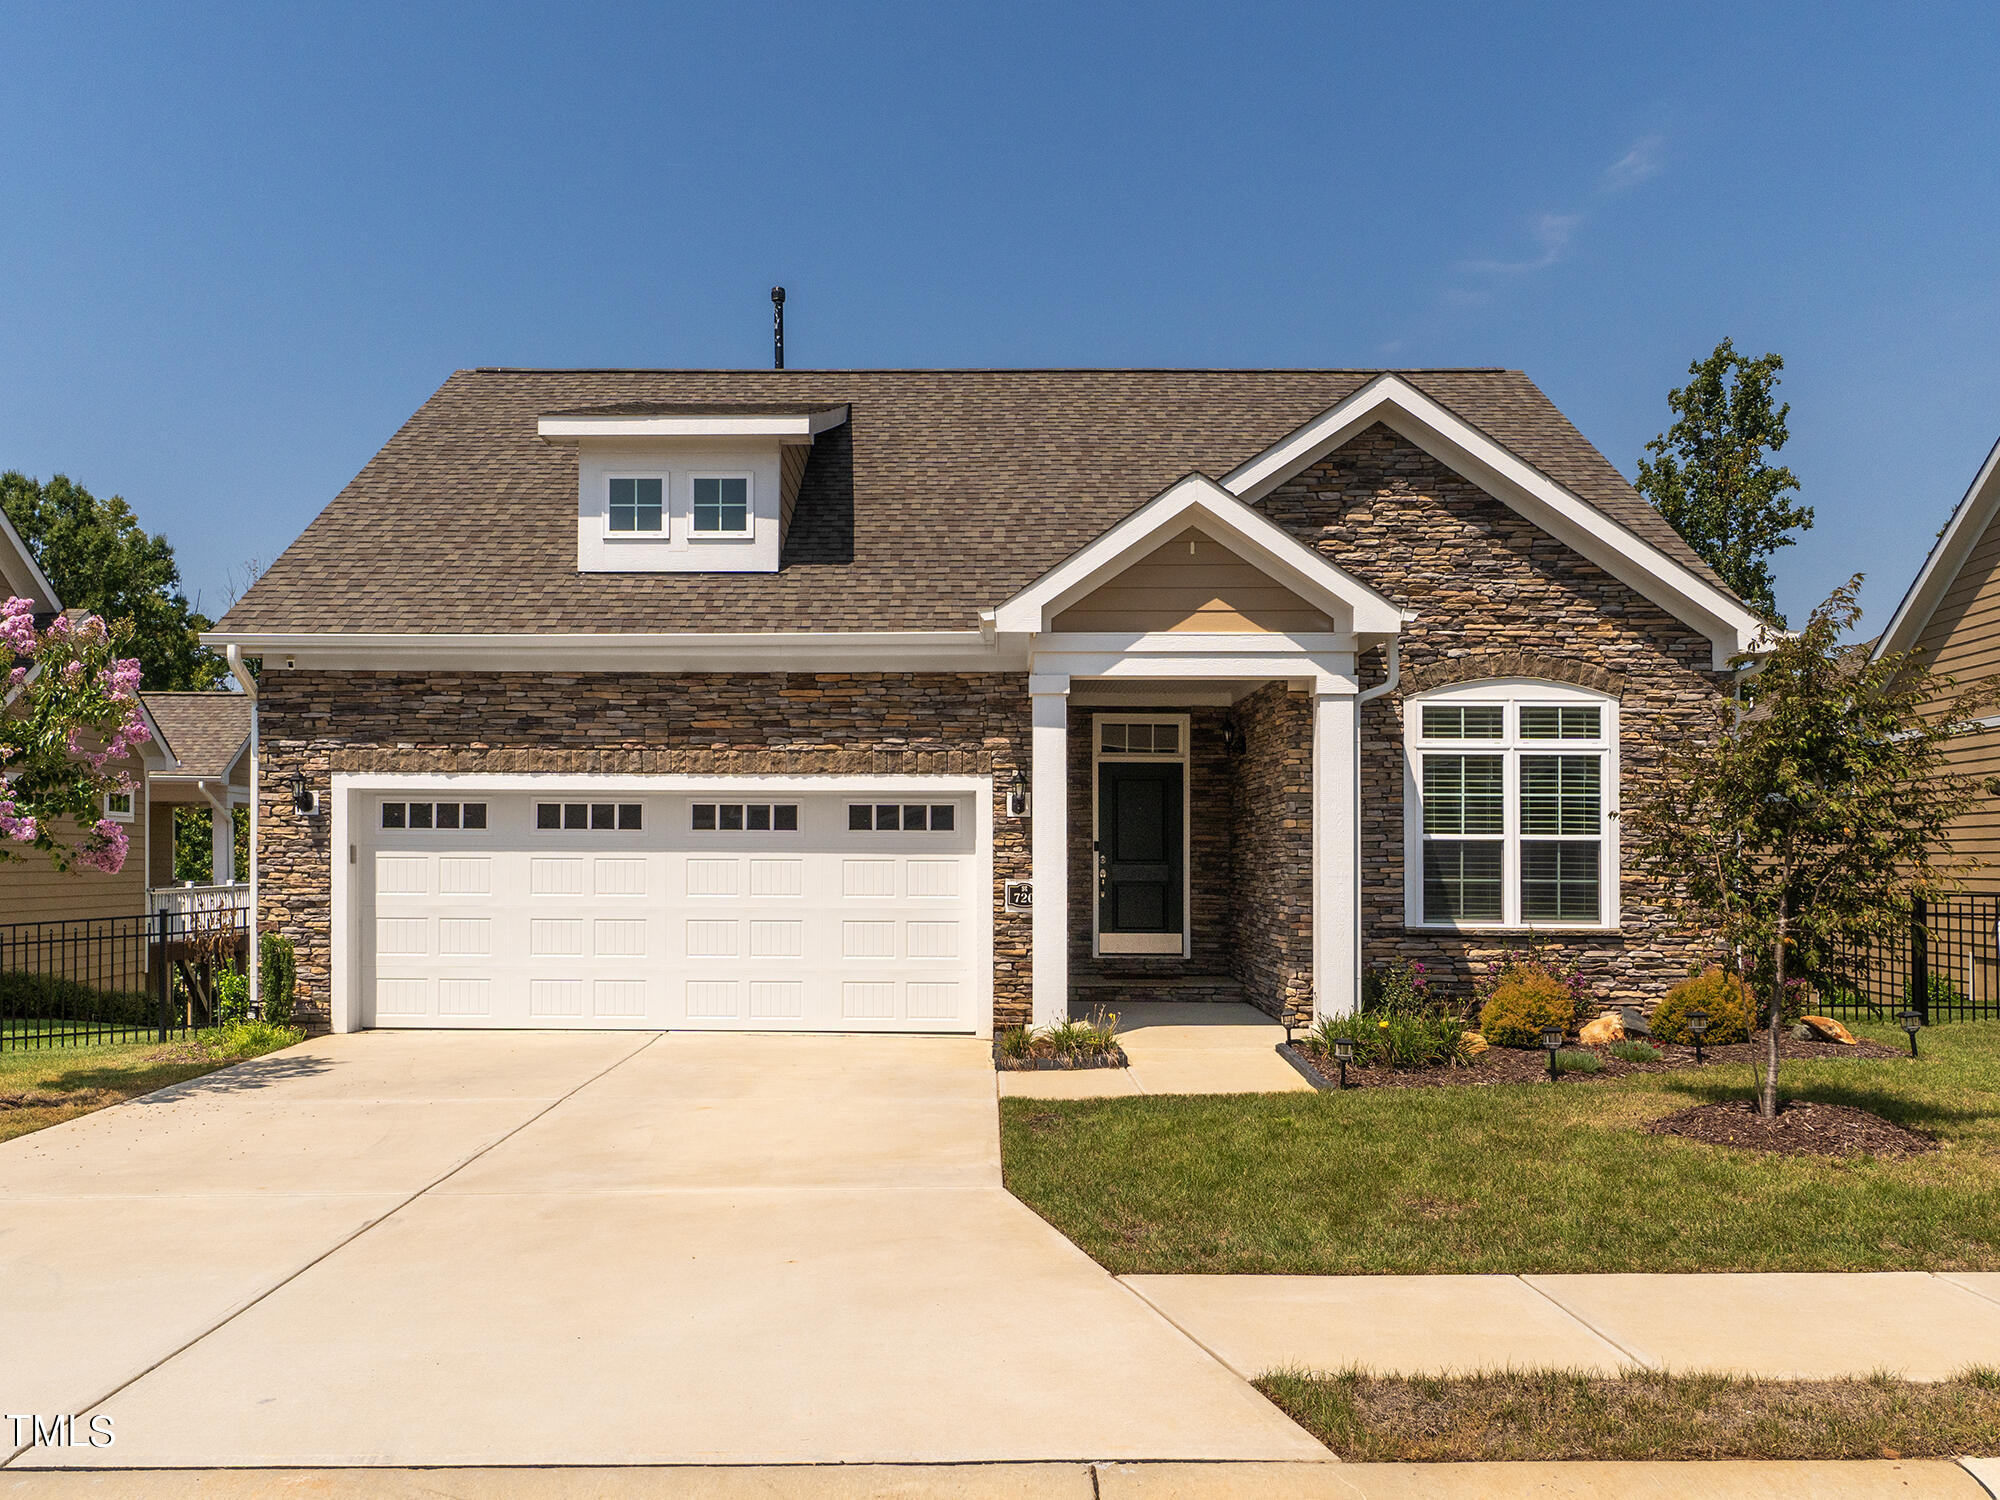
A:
[[1651, 968, 1756, 1045], [1477, 965, 1574, 1049]]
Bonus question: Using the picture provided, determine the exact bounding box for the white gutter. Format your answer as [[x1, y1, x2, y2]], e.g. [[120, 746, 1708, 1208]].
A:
[[200, 630, 1024, 673]]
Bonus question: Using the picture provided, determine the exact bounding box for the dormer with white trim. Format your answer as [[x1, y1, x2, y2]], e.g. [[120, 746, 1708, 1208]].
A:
[[538, 403, 848, 574]]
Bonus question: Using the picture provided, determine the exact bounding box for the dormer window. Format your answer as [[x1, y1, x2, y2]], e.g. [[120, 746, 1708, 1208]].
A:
[[692, 475, 751, 536], [544, 402, 847, 575], [607, 476, 665, 534]]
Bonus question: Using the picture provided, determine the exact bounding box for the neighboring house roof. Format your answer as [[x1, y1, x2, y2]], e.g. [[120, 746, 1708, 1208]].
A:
[[216, 368, 1736, 637], [141, 691, 252, 779], [1872, 434, 2000, 661], [0, 503, 60, 614]]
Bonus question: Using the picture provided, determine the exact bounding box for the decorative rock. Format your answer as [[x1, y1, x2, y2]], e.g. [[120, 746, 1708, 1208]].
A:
[[1461, 1031, 1489, 1057], [1579, 1012, 1625, 1046], [1620, 1005, 1652, 1038], [1800, 1015, 1858, 1045]]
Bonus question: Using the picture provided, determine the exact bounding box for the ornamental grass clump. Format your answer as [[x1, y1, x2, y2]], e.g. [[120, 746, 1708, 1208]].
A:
[[1308, 1012, 1473, 1071], [1477, 962, 1576, 1049], [1652, 968, 1755, 1046]]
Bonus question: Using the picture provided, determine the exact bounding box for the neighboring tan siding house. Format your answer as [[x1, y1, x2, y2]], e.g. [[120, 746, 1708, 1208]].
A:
[[1872, 435, 2000, 891]]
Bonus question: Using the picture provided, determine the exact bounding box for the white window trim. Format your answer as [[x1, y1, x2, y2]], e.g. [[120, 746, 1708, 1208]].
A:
[[603, 471, 671, 541], [1402, 679, 1620, 932], [103, 789, 136, 823], [1091, 712, 1192, 957], [688, 471, 755, 540]]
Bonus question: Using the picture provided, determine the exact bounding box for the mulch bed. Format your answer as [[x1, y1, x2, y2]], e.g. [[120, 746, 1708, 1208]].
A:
[[1283, 1032, 1902, 1091], [1645, 1099, 1938, 1159]]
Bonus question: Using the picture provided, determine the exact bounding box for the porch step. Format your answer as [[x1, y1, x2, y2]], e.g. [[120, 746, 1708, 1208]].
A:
[[1073, 976, 1250, 1008]]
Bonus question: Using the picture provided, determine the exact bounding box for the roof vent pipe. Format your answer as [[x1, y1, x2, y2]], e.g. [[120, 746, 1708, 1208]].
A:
[[771, 286, 786, 370]]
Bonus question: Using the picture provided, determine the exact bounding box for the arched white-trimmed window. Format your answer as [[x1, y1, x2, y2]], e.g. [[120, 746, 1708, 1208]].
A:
[[1403, 679, 1619, 930]]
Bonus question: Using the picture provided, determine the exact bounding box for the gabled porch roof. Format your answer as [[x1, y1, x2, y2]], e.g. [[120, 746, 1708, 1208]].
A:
[[994, 473, 1409, 641]]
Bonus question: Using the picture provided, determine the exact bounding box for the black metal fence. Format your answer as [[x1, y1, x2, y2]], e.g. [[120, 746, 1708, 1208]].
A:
[[0, 909, 252, 1052], [1812, 895, 2000, 1023]]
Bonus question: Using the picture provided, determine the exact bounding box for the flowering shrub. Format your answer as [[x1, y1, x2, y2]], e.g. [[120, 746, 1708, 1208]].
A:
[[1652, 968, 1755, 1045], [1362, 956, 1445, 1018], [1474, 948, 1597, 1029], [1477, 963, 1575, 1048], [1, 596, 150, 873]]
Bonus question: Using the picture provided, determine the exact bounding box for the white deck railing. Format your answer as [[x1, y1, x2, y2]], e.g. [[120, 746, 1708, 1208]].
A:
[[146, 882, 253, 921]]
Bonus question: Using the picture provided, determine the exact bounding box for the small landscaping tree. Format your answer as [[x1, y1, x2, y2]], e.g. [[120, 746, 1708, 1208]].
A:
[[1, 596, 151, 873], [1628, 576, 1991, 1116]]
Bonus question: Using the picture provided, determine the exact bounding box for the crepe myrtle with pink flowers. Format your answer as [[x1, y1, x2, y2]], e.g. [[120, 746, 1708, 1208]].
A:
[[1, 596, 150, 873]]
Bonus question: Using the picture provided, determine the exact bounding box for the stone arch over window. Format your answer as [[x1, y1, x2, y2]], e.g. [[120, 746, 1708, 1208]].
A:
[[1402, 652, 1626, 701]]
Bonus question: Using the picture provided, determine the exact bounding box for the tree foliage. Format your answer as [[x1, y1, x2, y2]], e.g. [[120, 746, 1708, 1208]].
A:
[[1626, 578, 1990, 1114], [1636, 339, 1812, 624], [1, 470, 222, 691], [1, 598, 152, 873]]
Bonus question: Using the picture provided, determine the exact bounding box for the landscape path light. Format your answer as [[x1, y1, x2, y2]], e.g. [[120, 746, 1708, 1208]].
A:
[[1899, 1008, 1923, 1057], [1541, 1023, 1564, 1082], [1687, 1008, 1709, 1064], [1333, 1036, 1354, 1090]]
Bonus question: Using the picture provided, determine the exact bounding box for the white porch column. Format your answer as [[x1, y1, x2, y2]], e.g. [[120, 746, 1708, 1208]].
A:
[[1312, 687, 1360, 1020], [211, 801, 235, 885], [1029, 673, 1070, 1029]]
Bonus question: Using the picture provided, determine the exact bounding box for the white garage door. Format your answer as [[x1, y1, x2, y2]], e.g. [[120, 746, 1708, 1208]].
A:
[[357, 787, 983, 1033]]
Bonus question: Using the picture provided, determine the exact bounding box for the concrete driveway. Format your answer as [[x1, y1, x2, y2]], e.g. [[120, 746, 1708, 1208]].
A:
[[0, 1031, 1322, 1468]]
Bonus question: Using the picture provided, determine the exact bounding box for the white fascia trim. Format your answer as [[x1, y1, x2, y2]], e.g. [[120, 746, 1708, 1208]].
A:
[[993, 473, 1408, 637], [1872, 433, 2000, 662], [198, 630, 1027, 673], [134, 700, 180, 772], [1220, 373, 1771, 668], [537, 406, 849, 442], [0, 505, 60, 613]]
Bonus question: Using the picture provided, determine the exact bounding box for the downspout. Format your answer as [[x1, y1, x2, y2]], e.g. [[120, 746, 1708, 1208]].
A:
[[1348, 639, 1401, 1016], [226, 645, 260, 1014]]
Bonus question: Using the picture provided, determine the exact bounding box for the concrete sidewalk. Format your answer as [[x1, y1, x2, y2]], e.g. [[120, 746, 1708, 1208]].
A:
[[2, 1459, 1993, 1496], [1000, 1001, 1309, 1097], [1124, 1272, 2000, 1381]]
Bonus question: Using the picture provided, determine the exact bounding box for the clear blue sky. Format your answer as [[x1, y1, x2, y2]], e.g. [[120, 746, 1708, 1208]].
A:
[[3, 2, 1996, 630]]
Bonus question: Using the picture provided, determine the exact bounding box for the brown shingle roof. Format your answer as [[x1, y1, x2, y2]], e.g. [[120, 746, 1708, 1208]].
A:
[[219, 368, 1728, 635], [143, 692, 251, 778]]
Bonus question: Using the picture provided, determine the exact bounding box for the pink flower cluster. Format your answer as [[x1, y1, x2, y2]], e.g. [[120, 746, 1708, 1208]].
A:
[[78, 819, 129, 874], [0, 596, 35, 658], [0, 792, 35, 845]]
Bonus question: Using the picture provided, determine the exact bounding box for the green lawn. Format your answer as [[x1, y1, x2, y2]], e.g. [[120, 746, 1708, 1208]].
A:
[[1257, 1367, 2000, 1461], [0, 1022, 304, 1145], [1000, 1018, 2000, 1274]]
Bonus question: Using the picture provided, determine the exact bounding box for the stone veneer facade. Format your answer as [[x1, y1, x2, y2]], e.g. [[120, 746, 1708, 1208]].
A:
[[1261, 422, 1727, 1008], [256, 422, 1727, 1030], [255, 671, 1034, 1030]]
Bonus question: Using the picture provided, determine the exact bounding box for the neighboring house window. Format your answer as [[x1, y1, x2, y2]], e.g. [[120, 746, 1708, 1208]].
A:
[[607, 476, 665, 534], [848, 803, 956, 832], [692, 802, 798, 831], [536, 802, 642, 831], [382, 801, 488, 830], [104, 790, 135, 823], [1404, 684, 1617, 929], [690, 475, 751, 536]]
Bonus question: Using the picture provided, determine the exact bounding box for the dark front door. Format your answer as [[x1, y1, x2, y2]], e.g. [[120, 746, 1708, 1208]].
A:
[[1097, 761, 1184, 939]]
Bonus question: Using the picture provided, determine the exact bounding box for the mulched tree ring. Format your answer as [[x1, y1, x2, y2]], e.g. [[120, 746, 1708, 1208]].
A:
[[1644, 1099, 1938, 1159]]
